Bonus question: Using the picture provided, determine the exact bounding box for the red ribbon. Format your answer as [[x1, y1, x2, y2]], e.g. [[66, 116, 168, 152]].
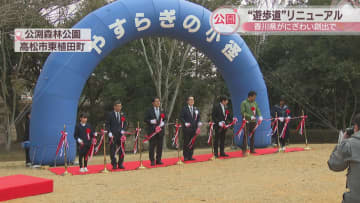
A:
[[121, 116, 126, 128], [296, 115, 307, 135], [188, 128, 201, 149], [143, 126, 162, 143], [280, 117, 291, 139], [207, 122, 214, 145], [86, 128, 91, 140], [224, 110, 229, 121], [85, 137, 97, 161], [109, 129, 114, 145], [271, 117, 279, 135], [235, 119, 247, 137], [55, 130, 68, 156], [286, 109, 291, 115], [224, 118, 238, 129], [115, 137, 126, 158], [122, 130, 135, 135], [95, 129, 105, 154], [249, 119, 263, 137], [194, 111, 198, 121], [251, 107, 256, 116], [143, 117, 163, 143], [133, 128, 141, 154], [172, 124, 181, 148], [120, 138, 125, 158]]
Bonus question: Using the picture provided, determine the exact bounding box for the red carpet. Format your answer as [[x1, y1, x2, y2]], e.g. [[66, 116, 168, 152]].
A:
[[49, 147, 304, 175], [0, 175, 53, 202]]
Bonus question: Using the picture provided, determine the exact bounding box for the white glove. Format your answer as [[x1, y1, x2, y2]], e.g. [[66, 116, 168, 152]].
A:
[[185, 123, 191, 128], [259, 116, 263, 121], [150, 119, 157, 124], [198, 122, 203, 127], [160, 121, 165, 127], [77, 138, 83, 144], [251, 116, 256, 120], [279, 117, 284, 122], [287, 116, 291, 119], [94, 132, 98, 137], [108, 132, 113, 138], [218, 121, 225, 127], [121, 130, 125, 135]]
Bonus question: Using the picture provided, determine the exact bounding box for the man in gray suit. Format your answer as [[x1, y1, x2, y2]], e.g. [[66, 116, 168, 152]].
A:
[[328, 113, 360, 203]]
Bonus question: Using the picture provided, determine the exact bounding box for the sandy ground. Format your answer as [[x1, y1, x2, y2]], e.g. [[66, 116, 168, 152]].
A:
[[0, 144, 346, 203]]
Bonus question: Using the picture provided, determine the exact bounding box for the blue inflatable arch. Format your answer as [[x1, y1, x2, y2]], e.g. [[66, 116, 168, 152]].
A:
[[30, 0, 271, 165]]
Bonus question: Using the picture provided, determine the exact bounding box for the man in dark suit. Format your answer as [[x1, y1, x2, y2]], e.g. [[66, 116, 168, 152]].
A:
[[105, 100, 128, 169], [212, 95, 233, 157], [180, 96, 201, 161], [144, 97, 166, 166]]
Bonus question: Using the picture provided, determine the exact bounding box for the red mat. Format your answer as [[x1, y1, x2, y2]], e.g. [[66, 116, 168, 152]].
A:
[[0, 175, 53, 202], [49, 147, 304, 175]]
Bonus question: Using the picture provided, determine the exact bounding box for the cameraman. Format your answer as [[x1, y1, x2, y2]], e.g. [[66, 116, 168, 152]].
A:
[[328, 113, 360, 203]]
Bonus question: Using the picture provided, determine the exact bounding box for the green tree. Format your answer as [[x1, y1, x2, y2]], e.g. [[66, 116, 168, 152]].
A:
[[0, 0, 67, 150], [259, 35, 360, 130]]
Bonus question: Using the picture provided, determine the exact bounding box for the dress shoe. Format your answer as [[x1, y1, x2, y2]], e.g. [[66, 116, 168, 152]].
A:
[[150, 161, 155, 166], [220, 153, 229, 157], [183, 158, 189, 161], [118, 164, 125, 169], [112, 165, 117, 170], [190, 158, 196, 161], [214, 154, 219, 158], [156, 160, 164, 165], [250, 150, 256, 154]]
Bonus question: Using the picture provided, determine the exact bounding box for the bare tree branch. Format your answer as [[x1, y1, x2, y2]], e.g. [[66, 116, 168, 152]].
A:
[[167, 44, 191, 123]]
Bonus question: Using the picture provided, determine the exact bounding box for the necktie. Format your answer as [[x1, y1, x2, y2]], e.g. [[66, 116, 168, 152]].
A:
[[116, 112, 120, 123], [156, 108, 159, 120], [190, 107, 193, 117]]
